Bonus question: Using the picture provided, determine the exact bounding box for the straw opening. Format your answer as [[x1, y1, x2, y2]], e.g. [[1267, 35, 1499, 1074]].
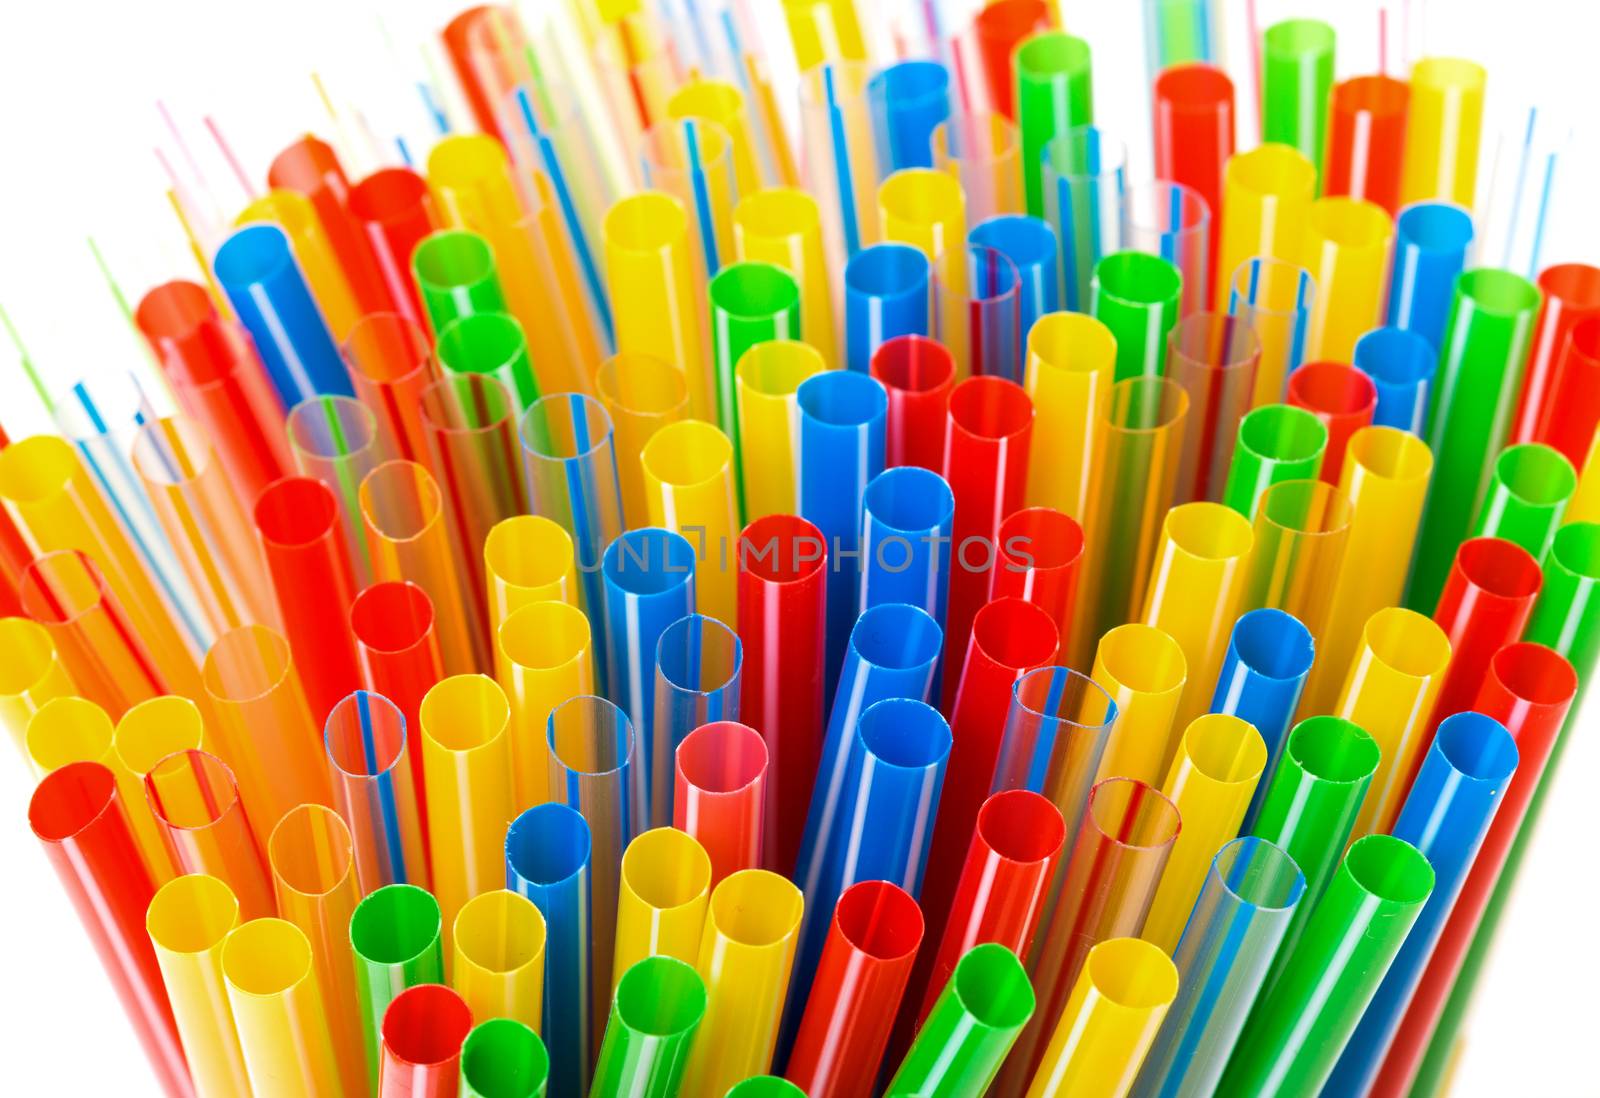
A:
[[412, 231, 497, 291], [835, 880, 924, 960], [326, 691, 408, 778], [678, 722, 767, 794], [213, 223, 294, 286], [203, 625, 293, 705], [1099, 624, 1186, 694], [269, 804, 354, 897], [455, 890, 545, 973], [710, 262, 801, 320], [254, 476, 340, 547], [147, 874, 239, 953], [1017, 31, 1090, 76], [500, 602, 590, 672], [738, 341, 823, 398], [548, 695, 633, 777], [506, 804, 591, 886], [349, 168, 431, 226], [1184, 715, 1267, 785], [1336, 74, 1409, 117], [1348, 425, 1434, 481], [419, 372, 516, 435], [1259, 479, 1351, 534], [872, 334, 953, 391], [1396, 202, 1474, 254], [1238, 404, 1326, 462], [461, 1020, 548, 1096], [1096, 251, 1182, 306], [952, 944, 1034, 1028], [1540, 263, 1600, 309], [419, 675, 510, 752], [484, 516, 573, 589], [1156, 63, 1233, 108], [114, 697, 206, 779], [350, 581, 435, 654], [972, 597, 1059, 668], [145, 749, 240, 829], [1232, 609, 1315, 680], [949, 375, 1033, 439], [0, 618, 54, 695], [1216, 836, 1306, 910], [709, 871, 803, 947], [1013, 665, 1118, 729], [0, 435, 76, 503], [1460, 269, 1541, 316], [1434, 712, 1520, 783], [978, 789, 1065, 863], [1087, 778, 1182, 849], [1344, 834, 1435, 905], [1364, 608, 1451, 678], [350, 885, 441, 964], [1289, 362, 1377, 416], [598, 353, 689, 416], [1085, 939, 1179, 1009], [616, 956, 708, 1036], [622, 828, 710, 909], [641, 420, 731, 487], [1495, 444, 1577, 505], [223, 919, 313, 995], [287, 396, 381, 461], [846, 244, 931, 299], [360, 460, 443, 543], [28, 760, 117, 842], [658, 614, 742, 694], [604, 192, 690, 252], [999, 507, 1084, 570], [1455, 537, 1542, 600], [1233, 145, 1316, 194], [866, 467, 955, 533], [798, 370, 889, 428], [18, 550, 111, 626], [604, 529, 697, 595], [1552, 522, 1600, 577], [1489, 643, 1577, 706], [1286, 717, 1380, 784], [858, 699, 951, 770], [739, 514, 827, 584], [1107, 376, 1188, 433], [383, 985, 473, 1066], [851, 604, 943, 670], [1167, 502, 1253, 559]]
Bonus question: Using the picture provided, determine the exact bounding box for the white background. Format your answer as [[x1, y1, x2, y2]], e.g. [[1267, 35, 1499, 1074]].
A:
[[0, 0, 1596, 1094]]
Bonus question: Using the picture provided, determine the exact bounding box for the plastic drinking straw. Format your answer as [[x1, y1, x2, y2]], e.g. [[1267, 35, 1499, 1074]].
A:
[[844, 244, 932, 375], [516, 401, 620, 620], [781, 0, 868, 69], [1428, 536, 1542, 733], [888, 942, 1034, 1096], [733, 189, 838, 369], [268, 135, 393, 314], [710, 264, 802, 476], [870, 335, 956, 472], [931, 113, 1025, 227], [350, 883, 446, 1091], [1572, 430, 1600, 523], [666, 78, 765, 197], [350, 580, 446, 788], [0, 617, 74, 756], [212, 222, 354, 405], [440, 4, 521, 139], [452, 888, 546, 1031], [146, 875, 252, 1098], [939, 375, 1034, 694], [681, 869, 805, 1095], [953, 0, 1048, 118], [1120, 182, 1211, 320], [235, 189, 363, 342], [1213, 144, 1316, 312], [1537, 317, 1600, 467], [1141, 503, 1257, 734], [1301, 200, 1395, 363], [0, 435, 200, 695], [1145, 714, 1268, 953], [1166, 313, 1261, 504], [1093, 252, 1184, 383], [379, 983, 474, 1097], [1352, 326, 1437, 433], [461, 1019, 550, 1098], [1220, 835, 1435, 1096], [16, 551, 165, 719], [1472, 442, 1577, 557], [1086, 624, 1188, 787], [1207, 606, 1314, 816], [427, 135, 601, 398], [935, 245, 1022, 384], [30, 762, 192, 1096], [496, 599, 593, 808], [973, 215, 1060, 334], [1420, 281, 1542, 611], [1399, 59, 1487, 208], [601, 526, 697, 748], [590, 954, 707, 1097], [991, 507, 1083, 662], [1327, 711, 1519, 1095], [134, 281, 294, 500], [1044, 128, 1127, 314], [728, 1075, 808, 1096], [506, 803, 593, 1097], [990, 663, 1116, 827], [222, 918, 343, 1098], [1143, 0, 1218, 71], [640, 419, 741, 623], [1129, 836, 1306, 1098], [651, 614, 743, 824], [1520, 265, 1600, 447], [1241, 478, 1352, 653], [596, 353, 691, 527], [1227, 257, 1313, 407], [1325, 76, 1410, 214], [674, 721, 766, 889], [1073, 377, 1190, 662], [614, 826, 712, 986], [266, 803, 369, 1097], [411, 230, 510, 336], [1285, 361, 1378, 482], [1152, 65, 1232, 290], [1385, 202, 1476, 351], [735, 341, 825, 520], [1000, 777, 1179, 1089], [483, 516, 577, 640], [142, 748, 271, 917], [436, 312, 541, 413], [638, 116, 739, 280], [1260, 19, 1335, 183], [878, 168, 970, 316], [1019, 311, 1113, 519], [324, 690, 429, 891], [797, 60, 882, 273], [349, 168, 441, 326], [286, 395, 392, 583], [786, 879, 922, 1097], [1015, 32, 1094, 220], [867, 60, 952, 173], [1220, 403, 1327, 517], [253, 476, 362, 722]]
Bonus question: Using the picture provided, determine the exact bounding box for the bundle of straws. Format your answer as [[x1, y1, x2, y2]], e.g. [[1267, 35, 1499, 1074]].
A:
[[4, 0, 1598, 1096]]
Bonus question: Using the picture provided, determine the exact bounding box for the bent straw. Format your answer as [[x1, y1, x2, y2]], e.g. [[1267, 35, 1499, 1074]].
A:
[[452, 889, 546, 1031]]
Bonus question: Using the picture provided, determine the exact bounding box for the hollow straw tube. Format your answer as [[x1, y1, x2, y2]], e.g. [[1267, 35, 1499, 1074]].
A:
[[1241, 477, 1352, 645], [349, 884, 446, 1090], [1144, 715, 1266, 952], [254, 476, 363, 722], [681, 869, 805, 1095], [18, 551, 165, 719], [734, 341, 825, 520], [222, 918, 342, 1098], [664, 77, 765, 198], [1017, 33, 1094, 219], [1220, 835, 1434, 1096], [1472, 442, 1577, 558], [1045, 127, 1128, 315], [436, 311, 541, 412], [134, 280, 294, 499], [1409, 268, 1544, 609], [999, 778, 1180, 1089], [709, 262, 802, 479], [350, 582, 446, 799], [324, 690, 429, 892], [888, 943, 1034, 1096], [868, 60, 952, 173], [936, 244, 1024, 381], [990, 663, 1118, 834], [991, 507, 1084, 664], [349, 169, 440, 327], [267, 803, 369, 1096], [1386, 202, 1476, 351], [1325, 711, 1519, 1096], [941, 374, 1035, 677], [412, 230, 509, 335], [735, 188, 839, 369], [145, 875, 251, 1098], [1285, 362, 1378, 482], [379, 983, 474, 1097], [972, 214, 1060, 341], [497, 600, 594, 809], [1522, 267, 1600, 447], [602, 527, 697, 754], [1073, 377, 1190, 662], [1353, 326, 1438, 433], [1214, 144, 1316, 312], [268, 135, 393, 314], [1428, 536, 1543, 732], [1140, 502, 1254, 730], [1399, 59, 1487, 208], [1090, 251, 1181, 382], [1152, 65, 1233, 293], [870, 335, 955, 472], [0, 617, 75, 755], [1571, 432, 1600, 523], [674, 721, 765, 887], [590, 955, 708, 1097], [878, 169, 969, 314], [1020, 311, 1114, 519], [614, 826, 712, 988], [640, 420, 740, 623], [142, 749, 272, 917], [1089, 624, 1188, 787], [1129, 837, 1306, 1098], [1261, 20, 1336, 182], [483, 515, 577, 640], [651, 614, 743, 827], [233, 186, 359, 337], [460, 1019, 549, 1098], [597, 353, 691, 527], [798, 59, 881, 271], [932, 112, 1025, 227], [1227, 257, 1314, 407], [954, 0, 1048, 118], [213, 223, 354, 405], [1167, 312, 1261, 503], [285, 395, 393, 586], [1325, 76, 1410, 214], [1536, 317, 1600, 468], [505, 803, 593, 1097], [1220, 403, 1327, 517], [452, 889, 545, 1032], [1210, 608, 1316, 826], [28, 762, 192, 1096], [858, 468, 953, 631], [1299, 198, 1394, 362], [1122, 182, 1212, 319]]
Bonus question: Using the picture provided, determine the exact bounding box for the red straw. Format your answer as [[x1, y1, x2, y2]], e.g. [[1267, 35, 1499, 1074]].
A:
[[1152, 64, 1235, 289], [952, 0, 1050, 119], [1513, 263, 1600, 446], [1323, 76, 1410, 214], [990, 507, 1084, 665], [871, 335, 957, 472], [268, 135, 395, 314], [348, 168, 440, 327], [1534, 314, 1600, 467], [379, 983, 474, 1098], [674, 720, 769, 888], [1286, 361, 1378, 482]]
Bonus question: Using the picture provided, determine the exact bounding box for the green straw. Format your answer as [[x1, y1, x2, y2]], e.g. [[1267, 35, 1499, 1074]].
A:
[[886, 943, 1035, 1097], [725, 1077, 807, 1096], [1221, 404, 1328, 517], [460, 1019, 550, 1098], [1471, 442, 1577, 560], [589, 955, 708, 1098], [1090, 250, 1183, 382], [437, 311, 542, 412], [1222, 834, 1434, 1095], [1017, 32, 1094, 218], [0, 300, 53, 414], [349, 883, 444, 1092], [413, 229, 510, 334], [1261, 20, 1337, 182]]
